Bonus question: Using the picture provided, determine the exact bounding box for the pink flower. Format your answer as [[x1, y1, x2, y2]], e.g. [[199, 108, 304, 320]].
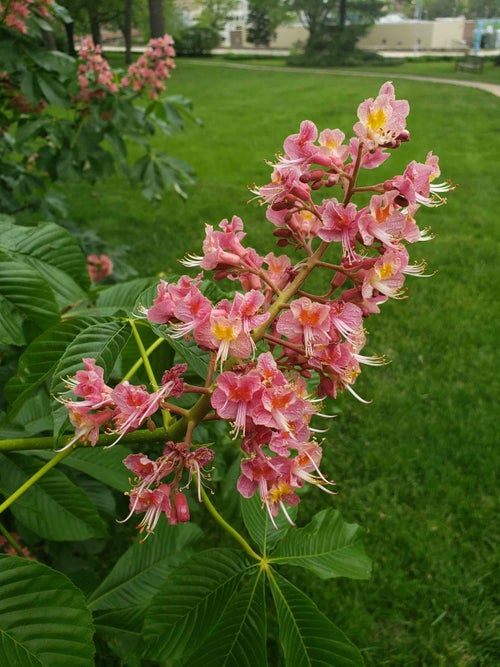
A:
[[282, 120, 319, 165], [87, 254, 113, 282], [211, 370, 262, 436], [329, 300, 364, 347], [276, 297, 331, 357], [317, 199, 361, 262], [62, 404, 114, 450], [361, 250, 408, 300], [358, 191, 420, 248], [64, 357, 112, 407], [111, 382, 162, 435], [127, 484, 173, 537], [354, 81, 410, 150]]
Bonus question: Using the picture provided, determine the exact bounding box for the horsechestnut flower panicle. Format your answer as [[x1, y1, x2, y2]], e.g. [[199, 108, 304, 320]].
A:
[[62, 82, 453, 535]]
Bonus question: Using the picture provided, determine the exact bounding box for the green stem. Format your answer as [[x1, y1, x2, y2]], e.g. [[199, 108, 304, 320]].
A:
[[129, 320, 172, 430], [0, 448, 73, 516], [251, 240, 330, 341], [0, 521, 25, 557], [200, 486, 261, 562], [122, 335, 165, 382], [129, 319, 159, 390], [0, 427, 170, 452]]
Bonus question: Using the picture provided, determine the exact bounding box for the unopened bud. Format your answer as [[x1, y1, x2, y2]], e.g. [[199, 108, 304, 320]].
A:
[[174, 493, 190, 523], [271, 200, 293, 211], [273, 228, 292, 238]]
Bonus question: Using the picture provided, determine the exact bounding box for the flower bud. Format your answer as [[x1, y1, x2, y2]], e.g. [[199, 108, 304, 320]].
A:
[[174, 492, 190, 523]]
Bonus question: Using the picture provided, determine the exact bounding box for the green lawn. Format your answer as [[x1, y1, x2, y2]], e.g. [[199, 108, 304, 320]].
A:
[[63, 61, 499, 666], [209, 53, 500, 85]]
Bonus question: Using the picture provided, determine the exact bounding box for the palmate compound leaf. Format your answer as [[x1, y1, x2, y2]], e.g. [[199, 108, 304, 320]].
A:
[[0, 218, 89, 309], [142, 548, 254, 662], [95, 277, 159, 311], [87, 520, 203, 611], [0, 251, 59, 345], [185, 569, 267, 667], [241, 492, 298, 555], [88, 521, 203, 665], [270, 509, 372, 580], [270, 570, 364, 667], [0, 453, 108, 541], [0, 555, 95, 666], [33, 444, 132, 492], [93, 605, 146, 666]]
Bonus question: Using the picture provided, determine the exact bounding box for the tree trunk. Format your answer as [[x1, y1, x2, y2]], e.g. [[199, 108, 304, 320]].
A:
[[122, 0, 133, 64], [148, 0, 165, 39], [42, 29, 56, 50], [87, 8, 102, 45], [338, 0, 347, 30], [65, 21, 77, 57]]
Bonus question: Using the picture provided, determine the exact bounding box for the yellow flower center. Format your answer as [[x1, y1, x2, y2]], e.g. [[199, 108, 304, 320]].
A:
[[378, 262, 394, 280], [212, 321, 238, 342], [367, 107, 387, 132]]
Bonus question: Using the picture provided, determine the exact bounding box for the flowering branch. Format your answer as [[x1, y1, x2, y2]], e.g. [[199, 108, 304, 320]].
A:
[[17, 81, 453, 538]]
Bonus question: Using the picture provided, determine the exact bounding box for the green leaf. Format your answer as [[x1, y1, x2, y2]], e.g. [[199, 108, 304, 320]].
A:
[[59, 445, 132, 492], [0, 219, 90, 308], [0, 555, 95, 666], [93, 605, 145, 666], [143, 548, 253, 661], [96, 277, 157, 311], [159, 333, 210, 381], [87, 520, 202, 611], [38, 73, 70, 107], [270, 570, 364, 667], [11, 391, 52, 435], [0, 453, 108, 541], [0, 293, 25, 346], [0, 251, 60, 344], [241, 493, 298, 556], [5, 317, 101, 417], [49, 320, 131, 443], [271, 509, 372, 580], [187, 571, 268, 667], [19, 70, 39, 105]]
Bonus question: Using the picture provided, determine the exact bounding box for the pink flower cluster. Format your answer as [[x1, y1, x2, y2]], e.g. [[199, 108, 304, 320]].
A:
[[0, 533, 33, 559], [60, 358, 187, 450], [76, 37, 119, 104], [121, 35, 176, 100], [120, 443, 214, 538], [0, 0, 52, 34], [75, 34, 176, 106], [64, 82, 452, 532]]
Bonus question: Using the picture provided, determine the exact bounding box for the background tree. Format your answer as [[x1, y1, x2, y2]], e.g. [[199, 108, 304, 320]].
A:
[[59, 0, 126, 47], [0, 5, 196, 216], [287, 0, 384, 65], [196, 0, 238, 31], [246, 0, 291, 47]]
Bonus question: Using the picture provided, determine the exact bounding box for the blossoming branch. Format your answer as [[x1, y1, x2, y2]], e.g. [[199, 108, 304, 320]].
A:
[[61, 82, 453, 537]]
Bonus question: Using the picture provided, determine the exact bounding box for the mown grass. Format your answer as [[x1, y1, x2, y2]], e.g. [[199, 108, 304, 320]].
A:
[[210, 53, 500, 85], [62, 62, 499, 665]]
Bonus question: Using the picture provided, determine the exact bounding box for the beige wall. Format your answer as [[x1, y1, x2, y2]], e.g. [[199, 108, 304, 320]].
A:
[[241, 17, 466, 52], [353, 18, 465, 51]]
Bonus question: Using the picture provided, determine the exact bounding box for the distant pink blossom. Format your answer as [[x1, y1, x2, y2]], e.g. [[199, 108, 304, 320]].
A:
[[87, 254, 114, 282]]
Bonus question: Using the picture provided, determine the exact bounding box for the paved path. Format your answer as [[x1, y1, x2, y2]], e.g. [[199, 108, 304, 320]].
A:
[[190, 59, 500, 98]]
